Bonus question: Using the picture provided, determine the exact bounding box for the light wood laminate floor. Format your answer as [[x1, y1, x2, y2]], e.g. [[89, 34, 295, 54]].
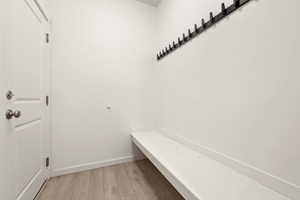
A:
[[38, 159, 184, 200]]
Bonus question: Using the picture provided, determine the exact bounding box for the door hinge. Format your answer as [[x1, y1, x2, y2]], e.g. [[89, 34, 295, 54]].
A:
[[46, 157, 50, 168], [46, 95, 49, 106], [46, 33, 49, 43]]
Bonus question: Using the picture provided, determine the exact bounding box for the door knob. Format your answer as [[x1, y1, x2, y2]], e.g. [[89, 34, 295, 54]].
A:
[[6, 109, 21, 120]]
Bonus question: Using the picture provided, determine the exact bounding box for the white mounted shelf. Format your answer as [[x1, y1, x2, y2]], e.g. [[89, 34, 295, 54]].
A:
[[131, 131, 290, 200]]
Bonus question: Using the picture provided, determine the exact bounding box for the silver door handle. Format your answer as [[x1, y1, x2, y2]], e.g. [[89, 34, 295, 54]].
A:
[[6, 109, 21, 120]]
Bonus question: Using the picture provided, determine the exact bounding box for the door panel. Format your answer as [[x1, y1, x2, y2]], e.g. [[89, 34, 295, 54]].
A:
[[9, 0, 43, 99], [13, 102, 42, 128], [5, 0, 49, 199], [16, 122, 42, 194]]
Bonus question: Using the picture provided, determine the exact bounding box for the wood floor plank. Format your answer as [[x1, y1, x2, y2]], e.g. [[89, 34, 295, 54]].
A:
[[52, 174, 75, 200], [38, 160, 183, 200], [112, 164, 138, 200], [103, 165, 122, 200], [88, 168, 105, 200], [37, 178, 59, 200], [138, 160, 184, 200], [70, 171, 90, 200], [124, 161, 161, 200]]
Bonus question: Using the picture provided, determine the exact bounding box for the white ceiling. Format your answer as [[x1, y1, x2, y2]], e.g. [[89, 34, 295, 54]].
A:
[[136, 0, 161, 7]]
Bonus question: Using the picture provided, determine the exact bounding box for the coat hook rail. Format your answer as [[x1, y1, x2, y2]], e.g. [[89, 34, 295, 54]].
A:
[[156, 0, 253, 61]]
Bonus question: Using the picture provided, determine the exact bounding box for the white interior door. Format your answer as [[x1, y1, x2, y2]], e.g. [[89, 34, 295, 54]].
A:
[[3, 0, 50, 199]]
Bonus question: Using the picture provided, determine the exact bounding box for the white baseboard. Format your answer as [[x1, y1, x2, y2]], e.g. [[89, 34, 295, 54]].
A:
[[51, 155, 144, 177], [161, 130, 299, 200]]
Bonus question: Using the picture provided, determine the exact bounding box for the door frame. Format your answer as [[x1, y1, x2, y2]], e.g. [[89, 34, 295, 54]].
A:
[[31, 0, 53, 183]]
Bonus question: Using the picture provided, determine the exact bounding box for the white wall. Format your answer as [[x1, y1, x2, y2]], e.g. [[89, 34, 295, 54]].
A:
[[51, 0, 158, 173], [156, 0, 300, 199], [50, 0, 299, 198]]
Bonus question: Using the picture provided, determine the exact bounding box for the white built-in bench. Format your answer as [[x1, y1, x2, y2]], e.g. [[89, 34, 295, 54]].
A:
[[131, 131, 290, 200]]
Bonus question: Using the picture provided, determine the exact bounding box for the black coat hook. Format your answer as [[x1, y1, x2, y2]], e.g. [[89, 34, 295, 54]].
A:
[[165, 47, 168, 53], [210, 12, 214, 23], [202, 18, 206, 28], [188, 29, 192, 37], [173, 41, 176, 48], [222, 3, 227, 15], [169, 44, 172, 51], [194, 24, 199, 33], [178, 37, 182, 45], [183, 33, 187, 41], [234, 0, 240, 7]]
